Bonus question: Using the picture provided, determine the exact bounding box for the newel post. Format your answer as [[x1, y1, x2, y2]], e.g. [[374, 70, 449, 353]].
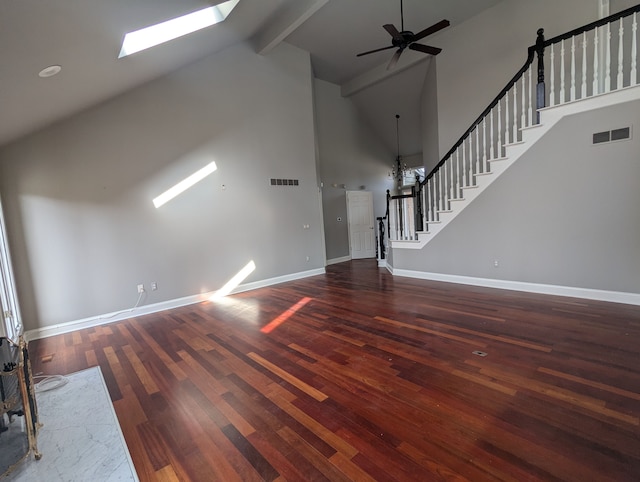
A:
[[535, 28, 546, 123], [385, 189, 390, 247], [386, 189, 391, 211], [377, 217, 386, 260], [414, 174, 423, 233]]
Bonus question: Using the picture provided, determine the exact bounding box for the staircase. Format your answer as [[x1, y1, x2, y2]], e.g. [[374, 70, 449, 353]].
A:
[[386, 6, 640, 252]]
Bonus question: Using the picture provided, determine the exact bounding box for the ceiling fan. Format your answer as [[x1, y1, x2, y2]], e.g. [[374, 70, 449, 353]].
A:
[[356, 0, 450, 70]]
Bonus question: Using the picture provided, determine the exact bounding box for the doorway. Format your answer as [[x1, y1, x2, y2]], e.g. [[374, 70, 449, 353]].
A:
[[346, 191, 375, 259]]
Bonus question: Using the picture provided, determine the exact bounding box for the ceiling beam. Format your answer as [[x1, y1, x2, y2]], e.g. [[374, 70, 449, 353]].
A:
[[254, 0, 329, 55], [341, 51, 430, 98]]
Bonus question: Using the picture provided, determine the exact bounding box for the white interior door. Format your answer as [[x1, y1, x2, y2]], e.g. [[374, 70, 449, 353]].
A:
[[0, 197, 22, 342], [346, 191, 376, 259]]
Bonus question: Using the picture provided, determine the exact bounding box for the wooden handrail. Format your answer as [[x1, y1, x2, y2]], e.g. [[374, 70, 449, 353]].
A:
[[390, 193, 415, 200], [543, 4, 640, 47], [420, 3, 640, 187], [420, 48, 535, 186]]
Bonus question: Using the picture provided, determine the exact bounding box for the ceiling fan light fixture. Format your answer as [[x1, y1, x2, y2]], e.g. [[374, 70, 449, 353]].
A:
[[118, 0, 240, 58], [356, 0, 449, 68]]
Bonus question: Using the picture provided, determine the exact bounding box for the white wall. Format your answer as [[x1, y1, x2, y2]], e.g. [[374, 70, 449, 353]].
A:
[[393, 99, 640, 295], [0, 42, 325, 331], [313, 79, 394, 262]]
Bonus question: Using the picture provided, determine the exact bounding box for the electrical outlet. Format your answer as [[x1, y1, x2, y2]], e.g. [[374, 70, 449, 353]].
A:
[[137, 284, 145, 293], [151, 282, 158, 291], [494, 260, 499, 268], [306, 256, 310, 262]]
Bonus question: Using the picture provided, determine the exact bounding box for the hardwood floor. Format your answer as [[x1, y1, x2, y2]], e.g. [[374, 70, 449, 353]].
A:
[[29, 260, 640, 481]]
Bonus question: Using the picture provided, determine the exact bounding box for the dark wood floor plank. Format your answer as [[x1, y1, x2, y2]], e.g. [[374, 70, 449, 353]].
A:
[[269, 392, 359, 459], [28, 259, 640, 481], [221, 423, 279, 481], [276, 425, 351, 482], [247, 351, 328, 402], [396, 441, 475, 482], [414, 316, 553, 352]]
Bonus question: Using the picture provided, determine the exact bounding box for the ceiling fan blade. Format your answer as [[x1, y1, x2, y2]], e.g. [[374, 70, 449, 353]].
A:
[[386, 49, 403, 70], [383, 24, 402, 41], [412, 19, 450, 42], [409, 43, 442, 56], [356, 45, 396, 57]]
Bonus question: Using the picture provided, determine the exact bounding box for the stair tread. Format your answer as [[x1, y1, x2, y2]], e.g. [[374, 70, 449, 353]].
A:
[[521, 123, 544, 131]]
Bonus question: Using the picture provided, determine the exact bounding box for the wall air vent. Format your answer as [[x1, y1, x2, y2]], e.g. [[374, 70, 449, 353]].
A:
[[592, 131, 610, 144], [270, 178, 299, 187], [593, 126, 631, 144], [611, 127, 630, 141]]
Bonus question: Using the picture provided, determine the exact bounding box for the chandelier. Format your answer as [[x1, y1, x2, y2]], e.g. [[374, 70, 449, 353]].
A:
[[391, 114, 410, 186]]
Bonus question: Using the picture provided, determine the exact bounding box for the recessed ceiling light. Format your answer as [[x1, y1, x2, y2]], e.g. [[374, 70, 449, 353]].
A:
[[118, 0, 240, 58], [38, 65, 62, 78]]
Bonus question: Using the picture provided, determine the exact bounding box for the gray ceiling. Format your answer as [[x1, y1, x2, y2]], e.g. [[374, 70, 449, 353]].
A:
[[0, 0, 501, 153]]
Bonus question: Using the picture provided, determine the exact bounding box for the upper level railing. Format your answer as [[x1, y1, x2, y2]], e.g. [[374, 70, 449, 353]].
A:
[[543, 5, 639, 105], [384, 5, 639, 244]]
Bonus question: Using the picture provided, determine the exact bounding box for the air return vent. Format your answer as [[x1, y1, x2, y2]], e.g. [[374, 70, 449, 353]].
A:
[[611, 127, 630, 141], [270, 178, 299, 187], [592, 131, 610, 144], [593, 126, 631, 144]]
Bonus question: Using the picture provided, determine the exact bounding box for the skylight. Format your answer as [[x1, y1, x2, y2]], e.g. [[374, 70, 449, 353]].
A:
[[119, 0, 240, 58]]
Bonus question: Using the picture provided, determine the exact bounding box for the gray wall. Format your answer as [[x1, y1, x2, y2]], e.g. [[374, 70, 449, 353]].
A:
[[420, 58, 440, 172], [313, 79, 394, 262], [612, 0, 640, 12], [347, 61, 430, 161], [0, 41, 325, 330], [434, 0, 604, 159], [393, 99, 640, 294]]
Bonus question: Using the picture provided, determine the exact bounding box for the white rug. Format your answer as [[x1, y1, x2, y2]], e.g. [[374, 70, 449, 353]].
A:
[[3, 367, 138, 481]]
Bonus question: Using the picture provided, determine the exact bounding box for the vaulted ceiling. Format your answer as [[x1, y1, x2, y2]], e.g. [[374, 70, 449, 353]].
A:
[[0, 0, 501, 154]]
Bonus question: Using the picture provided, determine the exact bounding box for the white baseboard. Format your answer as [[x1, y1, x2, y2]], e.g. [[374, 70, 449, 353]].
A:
[[326, 255, 351, 265], [25, 267, 326, 341], [28, 264, 637, 341], [391, 268, 640, 306]]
